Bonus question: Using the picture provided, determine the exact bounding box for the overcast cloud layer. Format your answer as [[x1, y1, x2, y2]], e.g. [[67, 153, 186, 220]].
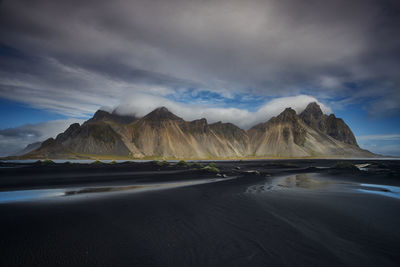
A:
[[0, 0, 399, 118]]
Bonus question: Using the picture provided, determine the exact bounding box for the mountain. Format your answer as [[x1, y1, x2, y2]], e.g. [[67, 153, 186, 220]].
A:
[[26, 138, 75, 158], [54, 122, 131, 156], [22, 102, 376, 159], [14, 141, 42, 156], [248, 108, 309, 157], [129, 107, 250, 158], [248, 104, 372, 157]]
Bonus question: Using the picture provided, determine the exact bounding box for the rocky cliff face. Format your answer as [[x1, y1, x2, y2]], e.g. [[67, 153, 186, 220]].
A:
[[128, 107, 250, 158], [248, 105, 371, 157], [300, 102, 358, 146], [25, 103, 375, 159], [26, 113, 132, 158], [248, 108, 309, 157], [26, 138, 74, 158], [56, 122, 131, 156]]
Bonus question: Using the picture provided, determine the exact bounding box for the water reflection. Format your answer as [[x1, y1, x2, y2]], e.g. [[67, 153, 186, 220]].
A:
[[278, 174, 332, 189], [0, 177, 234, 204], [0, 189, 65, 204], [247, 173, 400, 200], [358, 184, 400, 199]]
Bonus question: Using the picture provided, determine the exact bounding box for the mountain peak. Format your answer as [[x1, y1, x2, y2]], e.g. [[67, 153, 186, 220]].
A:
[[274, 107, 297, 122], [302, 102, 323, 116], [157, 106, 170, 112], [151, 106, 172, 115], [282, 107, 296, 114], [56, 123, 80, 143], [190, 118, 208, 125], [299, 102, 323, 128], [88, 109, 137, 124], [92, 110, 110, 120], [143, 106, 183, 122]]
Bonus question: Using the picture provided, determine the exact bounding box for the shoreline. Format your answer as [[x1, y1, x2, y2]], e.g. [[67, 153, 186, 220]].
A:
[[1, 156, 398, 162]]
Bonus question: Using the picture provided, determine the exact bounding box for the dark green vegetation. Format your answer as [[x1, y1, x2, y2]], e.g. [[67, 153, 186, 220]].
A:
[[177, 160, 190, 167], [34, 159, 55, 165], [201, 162, 220, 173]]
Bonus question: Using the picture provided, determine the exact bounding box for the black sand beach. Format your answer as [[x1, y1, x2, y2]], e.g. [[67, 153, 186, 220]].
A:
[[0, 160, 399, 266]]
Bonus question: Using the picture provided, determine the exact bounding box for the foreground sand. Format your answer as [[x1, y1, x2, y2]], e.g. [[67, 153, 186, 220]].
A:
[[0, 160, 399, 266]]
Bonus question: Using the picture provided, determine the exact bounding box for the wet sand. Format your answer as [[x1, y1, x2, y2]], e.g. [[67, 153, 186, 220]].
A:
[[0, 160, 399, 266]]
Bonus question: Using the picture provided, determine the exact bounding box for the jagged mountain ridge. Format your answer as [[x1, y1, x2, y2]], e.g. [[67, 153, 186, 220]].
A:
[[299, 102, 358, 146], [128, 108, 250, 158], [24, 102, 376, 159], [248, 106, 369, 157]]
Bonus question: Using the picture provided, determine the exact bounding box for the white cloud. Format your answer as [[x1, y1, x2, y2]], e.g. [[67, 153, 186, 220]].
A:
[[358, 144, 400, 157], [357, 134, 400, 141], [256, 95, 331, 119], [113, 94, 330, 129], [357, 134, 400, 156], [0, 118, 85, 156]]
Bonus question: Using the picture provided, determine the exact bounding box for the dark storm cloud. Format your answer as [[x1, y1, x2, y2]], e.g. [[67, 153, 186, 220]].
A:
[[0, 0, 399, 116]]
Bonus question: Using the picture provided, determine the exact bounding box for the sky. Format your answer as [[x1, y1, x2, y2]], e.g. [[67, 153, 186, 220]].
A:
[[0, 0, 399, 156]]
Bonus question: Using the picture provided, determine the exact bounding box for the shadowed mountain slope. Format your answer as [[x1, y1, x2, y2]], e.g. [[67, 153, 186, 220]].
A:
[[300, 102, 358, 146]]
